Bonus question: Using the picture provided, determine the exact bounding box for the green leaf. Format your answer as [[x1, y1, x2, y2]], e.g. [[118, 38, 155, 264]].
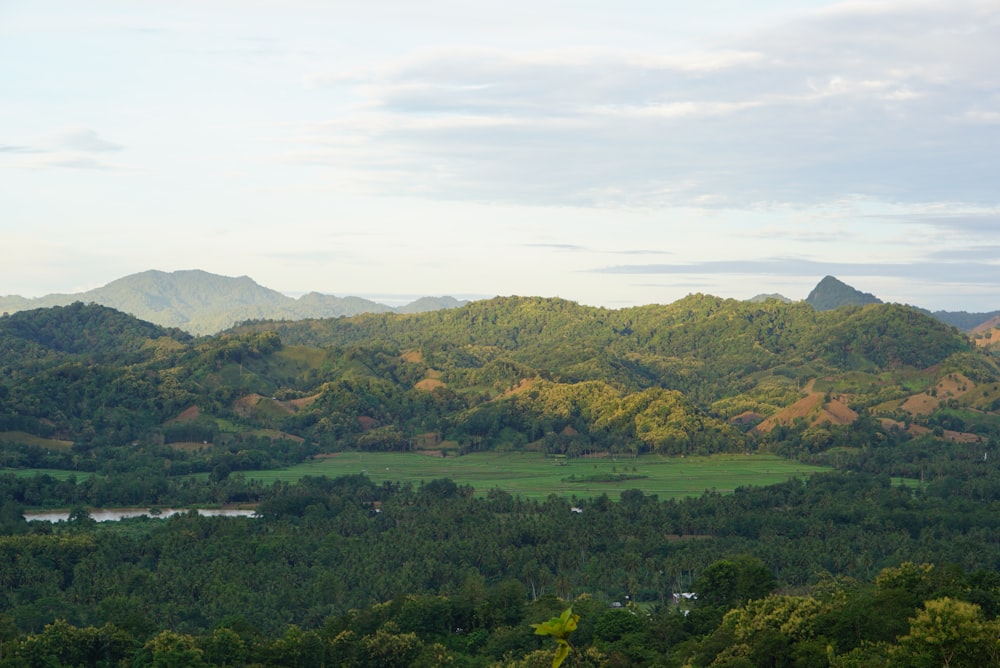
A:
[[531, 607, 579, 640], [552, 640, 570, 668]]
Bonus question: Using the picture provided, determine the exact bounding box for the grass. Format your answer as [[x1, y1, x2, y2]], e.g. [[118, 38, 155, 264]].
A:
[[0, 467, 86, 481], [1, 452, 841, 502], [244, 451, 832, 500], [0, 431, 74, 451]]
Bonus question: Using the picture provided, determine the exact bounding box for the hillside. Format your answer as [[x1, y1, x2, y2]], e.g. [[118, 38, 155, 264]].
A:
[[802, 276, 1000, 331], [0, 269, 466, 335], [933, 308, 1000, 332], [3, 292, 995, 473]]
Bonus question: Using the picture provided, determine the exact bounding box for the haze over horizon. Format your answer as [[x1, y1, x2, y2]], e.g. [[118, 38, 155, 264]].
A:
[[2, 1, 998, 312]]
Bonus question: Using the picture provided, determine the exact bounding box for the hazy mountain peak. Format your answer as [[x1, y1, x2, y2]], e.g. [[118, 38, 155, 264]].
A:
[[397, 296, 467, 314], [748, 293, 792, 304], [0, 270, 466, 335], [805, 276, 882, 311]]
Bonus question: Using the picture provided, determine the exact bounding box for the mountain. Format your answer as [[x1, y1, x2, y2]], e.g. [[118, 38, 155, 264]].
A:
[[805, 275, 882, 311], [0, 270, 466, 335], [748, 293, 792, 304], [929, 309, 1000, 332], [396, 296, 467, 314], [801, 276, 999, 331]]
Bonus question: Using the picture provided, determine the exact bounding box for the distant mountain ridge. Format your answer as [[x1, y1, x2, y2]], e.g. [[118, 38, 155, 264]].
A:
[[2, 270, 998, 335], [748, 293, 792, 304], [0, 270, 466, 335], [928, 309, 1000, 332], [805, 276, 882, 311], [799, 276, 999, 331]]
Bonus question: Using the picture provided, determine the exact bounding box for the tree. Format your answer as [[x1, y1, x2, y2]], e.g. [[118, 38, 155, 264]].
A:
[[144, 630, 209, 668], [694, 556, 777, 609], [892, 598, 998, 668]]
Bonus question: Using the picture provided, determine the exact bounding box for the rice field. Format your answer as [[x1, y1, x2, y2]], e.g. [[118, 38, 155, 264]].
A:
[[244, 451, 832, 500]]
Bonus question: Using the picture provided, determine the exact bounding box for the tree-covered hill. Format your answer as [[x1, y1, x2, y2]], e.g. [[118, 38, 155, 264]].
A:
[[0, 302, 190, 366], [235, 294, 969, 393], [0, 295, 996, 473]]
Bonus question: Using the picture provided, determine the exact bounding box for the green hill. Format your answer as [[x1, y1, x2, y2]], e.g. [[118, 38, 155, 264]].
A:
[[0, 294, 995, 468]]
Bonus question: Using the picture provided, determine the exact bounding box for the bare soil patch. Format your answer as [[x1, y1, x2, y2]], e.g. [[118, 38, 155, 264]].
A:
[[286, 394, 320, 410], [899, 373, 974, 417], [233, 394, 264, 417], [824, 398, 859, 424], [233, 394, 303, 417], [755, 392, 858, 433], [935, 373, 972, 399], [415, 378, 446, 391], [357, 415, 380, 431], [165, 441, 210, 452], [172, 405, 201, 422], [730, 411, 764, 427], [900, 393, 938, 416], [504, 378, 537, 396], [255, 429, 305, 443]]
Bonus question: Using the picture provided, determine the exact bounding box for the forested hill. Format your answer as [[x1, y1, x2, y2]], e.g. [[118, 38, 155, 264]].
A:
[[2, 295, 997, 468], [235, 294, 968, 387], [0, 302, 191, 364]]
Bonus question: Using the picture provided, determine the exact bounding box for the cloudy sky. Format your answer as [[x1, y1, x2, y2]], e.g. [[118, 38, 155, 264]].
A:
[[2, 1, 998, 310]]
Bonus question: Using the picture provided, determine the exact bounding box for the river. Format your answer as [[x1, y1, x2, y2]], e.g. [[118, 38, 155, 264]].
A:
[[23, 508, 257, 522]]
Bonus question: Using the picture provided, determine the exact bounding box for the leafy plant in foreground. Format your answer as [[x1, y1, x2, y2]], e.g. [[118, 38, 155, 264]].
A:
[[531, 607, 579, 668]]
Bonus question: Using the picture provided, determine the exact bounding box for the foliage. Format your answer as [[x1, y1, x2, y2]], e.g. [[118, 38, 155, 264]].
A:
[[3, 295, 1000, 666], [0, 295, 989, 473], [531, 607, 579, 667]]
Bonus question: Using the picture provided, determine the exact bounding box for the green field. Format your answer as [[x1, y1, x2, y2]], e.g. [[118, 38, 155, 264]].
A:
[[0, 467, 83, 481], [0, 431, 74, 450], [245, 452, 832, 500], [1, 453, 837, 501]]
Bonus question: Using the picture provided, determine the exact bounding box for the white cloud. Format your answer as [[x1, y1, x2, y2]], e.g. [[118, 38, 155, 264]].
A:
[[0, 127, 131, 171], [284, 0, 1000, 209], [3, 0, 1000, 312], [56, 127, 123, 153]]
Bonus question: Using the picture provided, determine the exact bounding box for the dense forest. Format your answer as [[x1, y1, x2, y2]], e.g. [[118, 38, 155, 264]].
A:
[[3, 296, 1000, 665]]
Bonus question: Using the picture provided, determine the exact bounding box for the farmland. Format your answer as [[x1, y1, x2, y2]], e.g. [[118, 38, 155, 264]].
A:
[[244, 451, 831, 500]]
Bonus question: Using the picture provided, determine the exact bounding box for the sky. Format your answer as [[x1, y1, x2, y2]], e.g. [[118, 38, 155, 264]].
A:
[[2, 0, 999, 311]]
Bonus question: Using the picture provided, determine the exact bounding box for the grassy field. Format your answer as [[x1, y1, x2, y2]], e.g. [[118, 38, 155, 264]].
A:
[[244, 452, 832, 500], [1, 453, 837, 501], [0, 467, 83, 481], [0, 431, 74, 451]]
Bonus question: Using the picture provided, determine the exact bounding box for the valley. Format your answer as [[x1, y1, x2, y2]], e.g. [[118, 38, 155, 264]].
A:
[[2, 280, 1000, 666]]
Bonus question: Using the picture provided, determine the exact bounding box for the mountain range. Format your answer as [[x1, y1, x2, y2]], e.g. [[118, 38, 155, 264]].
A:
[[1, 270, 997, 335], [779, 274, 1000, 331], [0, 270, 466, 336]]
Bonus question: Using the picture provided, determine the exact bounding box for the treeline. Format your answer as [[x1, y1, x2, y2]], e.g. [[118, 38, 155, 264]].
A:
[[7, 568, 998, 667], [3, 473, 1000, 665], [4, 472, 1000, 633]]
